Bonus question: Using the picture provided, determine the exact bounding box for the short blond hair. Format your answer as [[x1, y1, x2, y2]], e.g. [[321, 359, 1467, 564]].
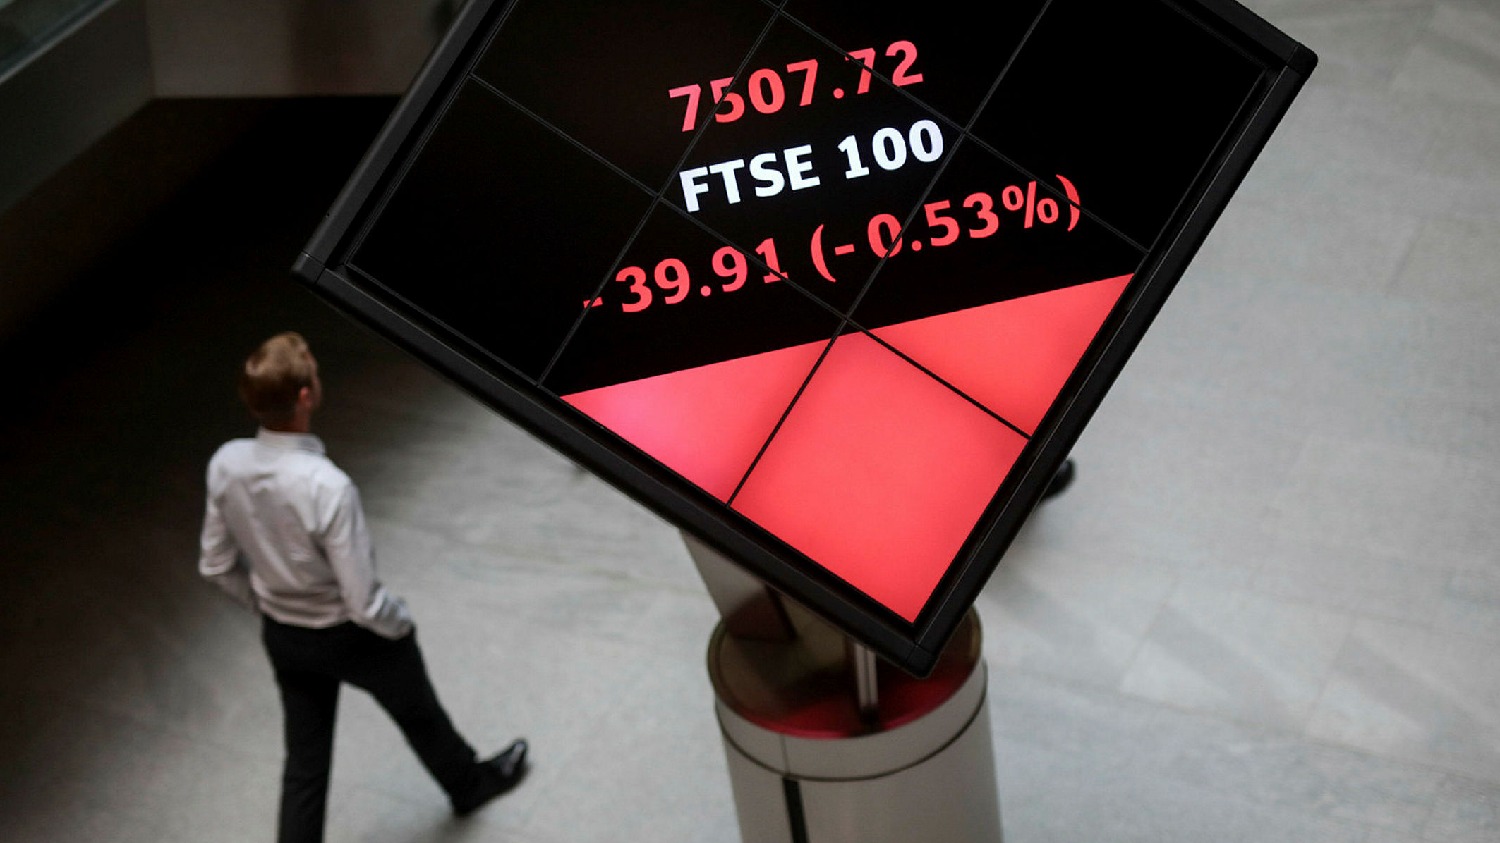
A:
[[239, 332, 315, 424]]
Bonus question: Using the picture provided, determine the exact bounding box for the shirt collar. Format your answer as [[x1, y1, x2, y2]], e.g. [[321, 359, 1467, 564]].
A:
[[256, 428, 326, 455]]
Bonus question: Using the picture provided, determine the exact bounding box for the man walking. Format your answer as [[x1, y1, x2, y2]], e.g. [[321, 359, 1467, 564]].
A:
[[199, 331, 526, 842]]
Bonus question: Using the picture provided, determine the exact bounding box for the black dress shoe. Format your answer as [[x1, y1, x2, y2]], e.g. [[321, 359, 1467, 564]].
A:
[[453, 738, 529, 816], [1040, 458, 1076, 502]]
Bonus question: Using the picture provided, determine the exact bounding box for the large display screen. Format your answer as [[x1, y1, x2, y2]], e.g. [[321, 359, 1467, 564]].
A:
[[295, 0, 1315, 675]]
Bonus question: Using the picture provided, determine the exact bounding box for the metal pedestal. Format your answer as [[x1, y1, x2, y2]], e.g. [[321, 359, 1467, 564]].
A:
[[707, 609, 1002, 843]]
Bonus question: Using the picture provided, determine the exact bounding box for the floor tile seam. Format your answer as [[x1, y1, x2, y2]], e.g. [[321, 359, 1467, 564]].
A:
[[1304, 616, 1500, 784], [1015, 635, 1344, 739], [1300, 76, 1434, 113], [1389, 72, 1500, 117], [1108, 569, 1182, 698], [1345, 609, 1500, 655], [991, 664, 1464, 834], [1430, 566, 1500, 645], [1109, 668, 1309, 733], [1300, 606, 1360, 739], [1236, 566, 1452, 636], [1398, 190, 1500, 228], [1009, 661, 1500, 790], [1424, 124, 1500, 169], [1434, 195, 1500, 226], [1426, 207, 1500, 235], [990, 655, 1250, 727], [1112, 573, 1358, 695]]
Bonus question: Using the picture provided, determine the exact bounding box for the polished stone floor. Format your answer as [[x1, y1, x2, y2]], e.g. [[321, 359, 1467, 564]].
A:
[[2, 0, 1499, 840]]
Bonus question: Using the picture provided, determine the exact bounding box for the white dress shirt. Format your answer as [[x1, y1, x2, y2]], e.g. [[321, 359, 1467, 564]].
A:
[[199, 429, 412, 639]]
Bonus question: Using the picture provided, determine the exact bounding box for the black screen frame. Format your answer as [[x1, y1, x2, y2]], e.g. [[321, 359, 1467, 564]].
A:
[[294, 0, 1315, 676]]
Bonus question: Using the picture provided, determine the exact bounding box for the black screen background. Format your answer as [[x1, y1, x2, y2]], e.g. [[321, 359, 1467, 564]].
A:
[[311, 0, 1299, 662], [348, 0, 1261, 398]]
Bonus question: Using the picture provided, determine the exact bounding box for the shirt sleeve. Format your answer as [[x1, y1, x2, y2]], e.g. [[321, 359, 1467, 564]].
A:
[[198, 491, 258, 611], [321, 480, 413, 640]]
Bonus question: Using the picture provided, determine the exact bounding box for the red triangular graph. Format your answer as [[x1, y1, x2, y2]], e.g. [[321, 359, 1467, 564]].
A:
[[563, 340, 827, 501], [563, 273, 1130, 529], [872, 274, 1131, 434]]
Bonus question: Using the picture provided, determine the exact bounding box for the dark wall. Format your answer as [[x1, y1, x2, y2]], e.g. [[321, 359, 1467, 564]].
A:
[[0, 96, 396, 406]]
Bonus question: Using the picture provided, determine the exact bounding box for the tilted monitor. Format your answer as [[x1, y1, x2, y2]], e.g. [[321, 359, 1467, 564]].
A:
[[295, 0, 1316, 675]]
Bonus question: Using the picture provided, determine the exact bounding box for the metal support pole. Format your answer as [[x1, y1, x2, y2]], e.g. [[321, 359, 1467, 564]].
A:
[[848, 639, 880, 725]]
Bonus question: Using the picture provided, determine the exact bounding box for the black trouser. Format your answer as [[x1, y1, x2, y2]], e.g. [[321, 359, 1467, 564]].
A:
[[261, 617, 479, 843]]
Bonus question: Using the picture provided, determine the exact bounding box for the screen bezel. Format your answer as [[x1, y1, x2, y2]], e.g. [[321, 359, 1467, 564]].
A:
[[294, 0, 1315, 676]]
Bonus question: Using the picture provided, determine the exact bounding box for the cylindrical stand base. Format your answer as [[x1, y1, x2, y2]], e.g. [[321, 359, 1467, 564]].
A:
[[708, 610, 1001, 843]]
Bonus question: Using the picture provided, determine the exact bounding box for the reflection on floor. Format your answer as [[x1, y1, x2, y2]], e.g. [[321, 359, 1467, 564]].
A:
[[3, 1, 1500, 840]]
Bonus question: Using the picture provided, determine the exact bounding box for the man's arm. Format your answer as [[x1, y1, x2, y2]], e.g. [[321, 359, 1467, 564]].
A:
[[199, 495, 258, 610], [322, 481, 413, 639]]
